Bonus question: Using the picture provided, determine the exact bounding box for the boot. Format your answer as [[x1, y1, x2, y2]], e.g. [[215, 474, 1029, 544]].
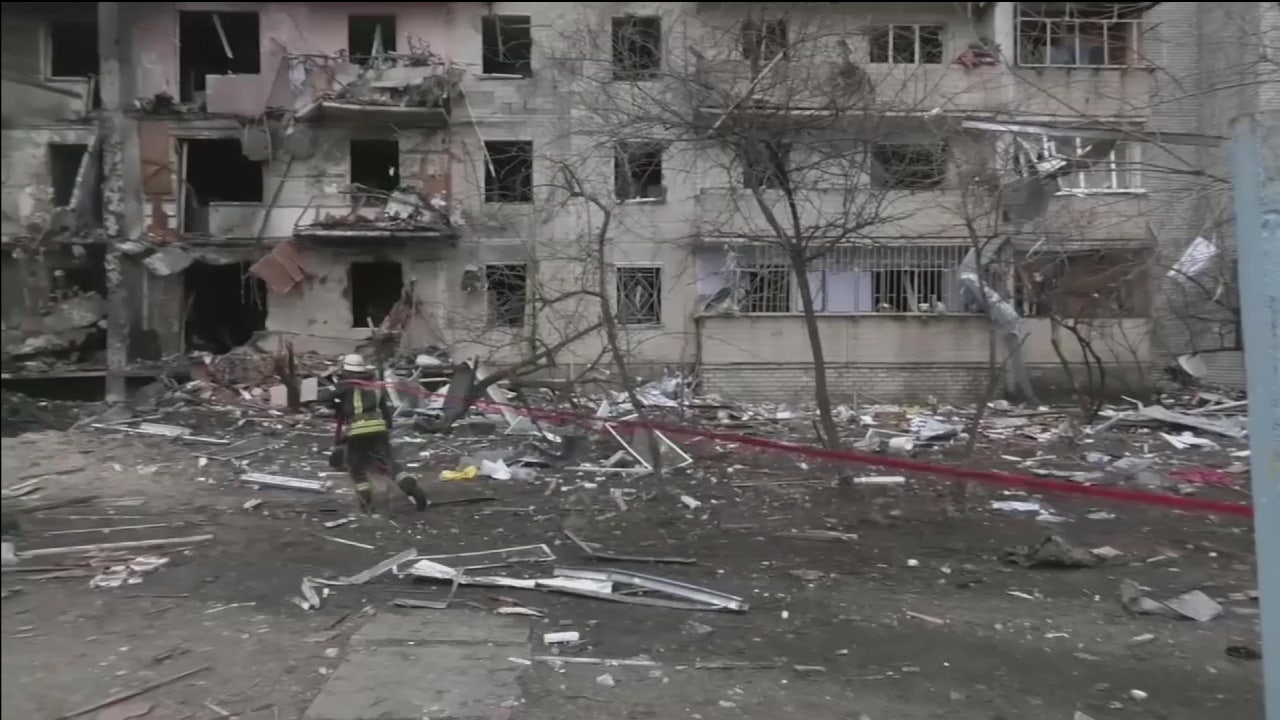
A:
[[354, 481, 375, 514], [396, 473, 429, 511]]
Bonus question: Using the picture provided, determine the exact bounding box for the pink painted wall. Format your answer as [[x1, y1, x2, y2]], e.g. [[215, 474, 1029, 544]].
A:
[[132, 2, 457, 99]]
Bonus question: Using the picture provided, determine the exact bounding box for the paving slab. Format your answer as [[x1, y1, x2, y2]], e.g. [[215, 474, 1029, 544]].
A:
[[304, 610, 530, 720], [351, 611, 530, 646]]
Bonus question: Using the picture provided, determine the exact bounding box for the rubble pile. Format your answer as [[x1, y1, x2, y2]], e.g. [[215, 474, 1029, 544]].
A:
[[1, 292, 106, 372]]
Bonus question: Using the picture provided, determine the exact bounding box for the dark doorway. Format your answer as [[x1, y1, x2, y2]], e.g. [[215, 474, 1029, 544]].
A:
[[184, 262, 266, 353], [182, 139, 264, 232], [350, 139, 400, 195], [49, 143, 87, 207], [349, 261, 403, 328], [178, 11, 262, 102]]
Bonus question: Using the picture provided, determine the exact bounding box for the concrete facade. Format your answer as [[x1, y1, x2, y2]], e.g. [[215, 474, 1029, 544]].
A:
[[2, 2, 1273, 402]]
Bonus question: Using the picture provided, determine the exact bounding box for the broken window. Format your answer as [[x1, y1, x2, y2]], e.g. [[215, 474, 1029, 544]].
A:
[[1013, 250, 1150, 317], [1016, 3, 1139, 67], [348, 15, 397, 66], [484, 141, 534, 203], [872, 144, 949, 190], [485, 263, 528, 327], [181, 139, 265, 233], [869, 25, 944, 64], [184, 262, 266, 354], [350, 139, 400, 197], [742, 142, 790, 190], [615, 142, 665, 201], [482, 15, 533, 77], [616, 266, 662, 325], [350, 261, 404, 328], [741, 19, 788, 63], [49, 144, 87, 207], [612, 16, 662, 81], [1042, 136, 1141, 191], [741, 265, 792, 313], [178, 12, 261, 102], [48, 19, 99, 78]]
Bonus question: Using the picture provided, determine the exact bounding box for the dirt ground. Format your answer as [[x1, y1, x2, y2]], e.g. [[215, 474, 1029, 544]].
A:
[[0, 398, 1264, 719]]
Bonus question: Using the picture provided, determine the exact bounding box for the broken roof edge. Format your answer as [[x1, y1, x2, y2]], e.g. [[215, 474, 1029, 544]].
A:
[[292, 226, 461, 242], [962, 119, 1223, 147], [696, 105, 997, 120]]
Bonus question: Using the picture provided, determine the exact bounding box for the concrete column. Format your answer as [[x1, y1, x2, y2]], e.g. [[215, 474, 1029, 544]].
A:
[[98, 2, 143, 402], [1231, 111, 1280, 720]]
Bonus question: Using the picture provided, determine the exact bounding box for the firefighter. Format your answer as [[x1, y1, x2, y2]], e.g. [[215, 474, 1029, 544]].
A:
[[330, 353, 428, 514]]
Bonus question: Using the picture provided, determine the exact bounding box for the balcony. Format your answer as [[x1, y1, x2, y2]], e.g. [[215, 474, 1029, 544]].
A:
[[292, 188, 460, 243], [693, 57, 1152, 122], [1005, 66, 1151, 119], [694, 187, 973, 240], [295, 60, 463, 129], [695, 58, 1007, 118]]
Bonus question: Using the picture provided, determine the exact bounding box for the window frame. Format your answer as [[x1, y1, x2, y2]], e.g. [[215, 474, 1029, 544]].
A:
[[484, 262, 529, 328], [868, 24, 945, 65]]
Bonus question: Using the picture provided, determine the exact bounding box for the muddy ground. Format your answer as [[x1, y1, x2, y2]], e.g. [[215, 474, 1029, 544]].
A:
[[0, 397, 1263, 719]]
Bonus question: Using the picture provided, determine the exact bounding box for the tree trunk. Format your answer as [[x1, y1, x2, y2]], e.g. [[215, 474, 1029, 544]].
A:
[[790, 252, 842, 449]]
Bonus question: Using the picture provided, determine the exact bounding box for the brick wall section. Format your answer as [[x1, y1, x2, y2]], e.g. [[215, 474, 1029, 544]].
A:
[[700, 362, 1151, 405]]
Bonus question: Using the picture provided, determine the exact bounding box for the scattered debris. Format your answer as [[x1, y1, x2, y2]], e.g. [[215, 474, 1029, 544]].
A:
[[54, 665, 211, 720], [1119, 580, 1223, 622], [775, 530, 858, 543], [679, 495, 702, 510], [1006, 535, 1098, 568], [90, 555, 171, 589], [1226, 644, 1261, 660], [850, 475, 906, 485], [905, 610, 946, 625], [544, 631, 580, 645], [595, 673, 616, 688], [1162, 589, 1225, 622]]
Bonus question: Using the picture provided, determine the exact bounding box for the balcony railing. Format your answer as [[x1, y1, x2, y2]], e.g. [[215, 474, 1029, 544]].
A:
[[293, 187, 460, 242]]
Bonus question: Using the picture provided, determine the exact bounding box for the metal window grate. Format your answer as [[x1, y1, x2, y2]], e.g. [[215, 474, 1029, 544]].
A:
[[616, 266, 663, 325], [740, 265, 792, 313]]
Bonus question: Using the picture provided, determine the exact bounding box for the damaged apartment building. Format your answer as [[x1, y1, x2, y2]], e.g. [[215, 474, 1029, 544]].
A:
[[2, 2, 1273, 402]]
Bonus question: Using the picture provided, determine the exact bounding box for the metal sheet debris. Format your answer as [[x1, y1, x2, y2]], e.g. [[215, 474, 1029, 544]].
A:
[[564, 529, 697, 565], [92, 422, 229, 444], [555, 567, 748, 612], [240, 472, 331, 493], [1135, 405, 1246, 439]]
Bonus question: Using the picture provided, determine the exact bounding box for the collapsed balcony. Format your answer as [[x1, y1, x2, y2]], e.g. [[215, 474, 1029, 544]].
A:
[[292, 188, 461, 243], [291, 39, 463, 128]]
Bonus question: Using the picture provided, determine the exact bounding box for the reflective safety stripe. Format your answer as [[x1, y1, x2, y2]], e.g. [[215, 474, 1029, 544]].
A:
[[348, 388, 388, 436], [355, 482, 372, 491]]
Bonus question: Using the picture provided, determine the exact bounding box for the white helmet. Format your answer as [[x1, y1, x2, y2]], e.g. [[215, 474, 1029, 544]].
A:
[[341, 353, 368, 373]]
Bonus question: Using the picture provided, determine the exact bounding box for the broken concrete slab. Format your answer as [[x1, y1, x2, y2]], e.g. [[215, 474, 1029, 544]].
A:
[[303, 644, 524, 720]]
